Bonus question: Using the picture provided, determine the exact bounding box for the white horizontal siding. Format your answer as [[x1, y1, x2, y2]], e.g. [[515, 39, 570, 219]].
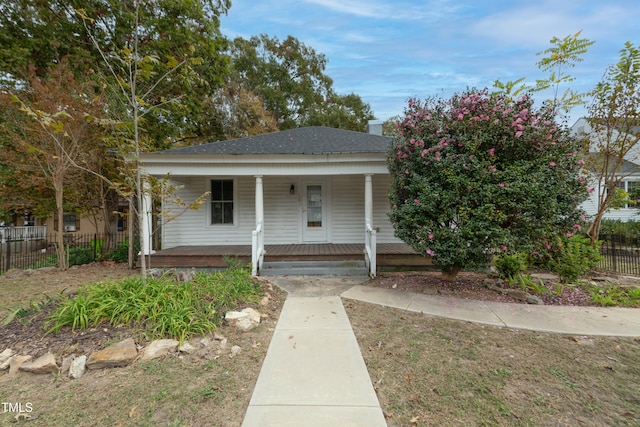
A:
[[263, 177, 301, 244], [160, 173, 404, 248], [329, 175, 403, 244], [331, 175, 365, 243], [162, 177, 255, 248], [372, 175, 404, 244]]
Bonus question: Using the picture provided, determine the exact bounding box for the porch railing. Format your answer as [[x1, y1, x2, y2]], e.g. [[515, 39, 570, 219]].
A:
[[251, 223, 265, 276], [0, 226, 47, 243], [364, 224, 377, 278]]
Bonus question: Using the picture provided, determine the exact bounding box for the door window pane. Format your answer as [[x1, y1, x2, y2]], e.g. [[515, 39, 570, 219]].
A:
[[307, 185, 322, 227]]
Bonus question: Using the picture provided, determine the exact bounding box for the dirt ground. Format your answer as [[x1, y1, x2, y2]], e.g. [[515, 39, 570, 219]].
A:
[[1, 265, 640, 426]]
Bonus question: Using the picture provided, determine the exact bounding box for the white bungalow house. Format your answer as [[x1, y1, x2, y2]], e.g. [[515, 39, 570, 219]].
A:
[[138, 124, 429, 276], [572, 118, 640, 222]]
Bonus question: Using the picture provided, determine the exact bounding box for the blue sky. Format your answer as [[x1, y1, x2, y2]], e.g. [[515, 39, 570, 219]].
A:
[[220, 0, 639, 125]]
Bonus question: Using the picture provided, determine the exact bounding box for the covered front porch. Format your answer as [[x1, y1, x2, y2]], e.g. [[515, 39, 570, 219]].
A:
[[144, 242, 433, 272]]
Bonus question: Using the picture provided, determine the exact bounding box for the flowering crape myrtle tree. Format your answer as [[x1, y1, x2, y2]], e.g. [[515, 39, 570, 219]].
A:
[[387, 89, 590, 280]]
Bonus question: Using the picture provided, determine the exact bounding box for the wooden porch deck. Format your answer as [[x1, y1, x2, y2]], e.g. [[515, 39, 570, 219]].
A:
[[145, 243, 432, 270]]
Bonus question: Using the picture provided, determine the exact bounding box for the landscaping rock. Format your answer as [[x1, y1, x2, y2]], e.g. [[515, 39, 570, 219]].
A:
[[69, 355, 87, 379], [242, 308, 261, 323], [219, 338, 228, 349], [176, 267, 196, 282], [19, 353, 58, 374], [0, 348, 14, 370], [229, 345, 241, 358], [9, 355, 32, 375], [148, 268, 165, 279], [500, 288, 529, 302], [86, 338, 137, 369], [59, 354, 75, 376], [141, 339, 179, 361], [178, 342, 196, 354], [225, 308, 261, 332], [526, 295, 544, 305]]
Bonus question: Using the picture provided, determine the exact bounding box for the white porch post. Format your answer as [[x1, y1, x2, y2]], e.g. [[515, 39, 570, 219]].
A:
[[141, 180, 155, 256], [364, 174, 376, 277], [364, 174, 373, 227], [255, 175, 264, 229], [252, 175, 265, 275]]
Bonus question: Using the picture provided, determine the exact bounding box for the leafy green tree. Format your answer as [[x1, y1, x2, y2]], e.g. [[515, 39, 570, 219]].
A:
[[494, 31, 595, 115], [0, 0, 231, 148], [303, 92, 375, 132], [230, 34, 333, 130], [382, 115, 401, 137], [582, 42, 640, 244], [534, 31, 595, 113], [194, 78, 279, 142], [230, 34, 373, 131], [2, 60, 107, 269], [388, 89, 589, 280]]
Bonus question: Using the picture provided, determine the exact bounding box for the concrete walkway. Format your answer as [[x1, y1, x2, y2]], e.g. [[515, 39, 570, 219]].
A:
[[243, 277, 640, 426], [342, 285, 640, 337], [242, 295, 386, 427]]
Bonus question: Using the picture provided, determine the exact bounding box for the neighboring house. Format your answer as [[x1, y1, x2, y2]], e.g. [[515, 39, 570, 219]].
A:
[[572, 118, 640, 222], [0, 205, 130, 244], [139, 124, 428, 276]]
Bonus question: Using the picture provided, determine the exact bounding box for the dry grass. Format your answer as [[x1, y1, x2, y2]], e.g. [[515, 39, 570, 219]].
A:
[[345, 299, 640, 427], [2, 266, 640, 426]]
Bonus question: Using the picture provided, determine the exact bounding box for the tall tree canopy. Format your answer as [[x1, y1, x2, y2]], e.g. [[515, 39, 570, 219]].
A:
[[0, 0, 231, 148], [229, 34, 375, 131]]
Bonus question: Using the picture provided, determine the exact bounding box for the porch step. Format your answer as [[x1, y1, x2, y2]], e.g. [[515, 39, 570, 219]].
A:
[[260, 260, 369, 277]]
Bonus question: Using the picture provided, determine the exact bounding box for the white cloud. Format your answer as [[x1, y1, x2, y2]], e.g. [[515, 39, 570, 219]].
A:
[[303, 0, 458, 21]]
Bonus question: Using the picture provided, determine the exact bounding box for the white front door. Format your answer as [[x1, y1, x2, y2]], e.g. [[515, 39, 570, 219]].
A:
[[302, 182, 328, 242]]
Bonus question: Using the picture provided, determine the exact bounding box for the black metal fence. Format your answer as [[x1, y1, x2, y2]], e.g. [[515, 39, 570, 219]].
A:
[[598, 233, 640, 276], [0, 233, 131, 275]]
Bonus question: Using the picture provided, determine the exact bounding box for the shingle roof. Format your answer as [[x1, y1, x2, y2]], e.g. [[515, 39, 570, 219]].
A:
[[154, 126, 392, 155]]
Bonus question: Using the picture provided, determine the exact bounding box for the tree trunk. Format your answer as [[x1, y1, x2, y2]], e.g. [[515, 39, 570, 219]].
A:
[[441, 265, 461, 282], [54, 181, 67, 270]]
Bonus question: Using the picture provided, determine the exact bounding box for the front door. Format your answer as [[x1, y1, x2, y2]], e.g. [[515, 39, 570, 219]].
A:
[[302, 182, 327, 242]]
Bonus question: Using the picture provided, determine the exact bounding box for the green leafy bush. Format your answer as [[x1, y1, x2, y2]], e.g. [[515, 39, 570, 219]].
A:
[[494, 252, 529, 279], [107, 238, 138, 264], [589, 284, 640, 307], [599, 219, 640, 235], [387, 89, 589, 276], [68, 246, 95, 266], [45, 263, 262, 343], [548, 235, 602, 283]]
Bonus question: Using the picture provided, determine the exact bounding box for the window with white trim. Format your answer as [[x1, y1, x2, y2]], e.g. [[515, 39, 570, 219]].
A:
[[612, 180, 640, 208], [211, 179, 234, 224]]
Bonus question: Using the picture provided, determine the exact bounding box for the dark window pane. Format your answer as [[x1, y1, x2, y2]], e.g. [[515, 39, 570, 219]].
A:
[[211, 180, 234, 224], [222, 180, 233, 200], [223, 203, 233, 224]]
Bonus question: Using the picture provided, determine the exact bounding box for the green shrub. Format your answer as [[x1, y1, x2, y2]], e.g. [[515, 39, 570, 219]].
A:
[[45, 263, 263, 343], [68, 246, 95, 266], [549, 235, 602, 283], [494, 252, 529, 279], [588, 284, 640, 307], [107, 238, 138, 264], [599, 219, 640, 235]]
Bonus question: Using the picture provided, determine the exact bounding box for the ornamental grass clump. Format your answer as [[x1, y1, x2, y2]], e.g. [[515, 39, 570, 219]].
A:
[[388, 88, 590, 281], [45, 263, 262, 343]]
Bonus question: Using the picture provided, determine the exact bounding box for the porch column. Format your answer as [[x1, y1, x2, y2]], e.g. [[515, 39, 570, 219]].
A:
[[364, 173, 376, 277], [252, 176, 265, 276], [141, 180, 155, 255], [255, 175, 264, 229], [364, 174, 373, 227]]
